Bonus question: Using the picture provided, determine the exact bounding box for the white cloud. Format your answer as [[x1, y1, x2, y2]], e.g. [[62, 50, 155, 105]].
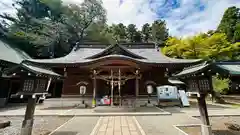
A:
[[1, 0, 240, 37], [102, 0, 157, 28], [165, 0, 240, 37]]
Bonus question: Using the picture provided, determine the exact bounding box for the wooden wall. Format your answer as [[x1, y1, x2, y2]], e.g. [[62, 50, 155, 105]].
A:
[[61, 67, 169, 96]]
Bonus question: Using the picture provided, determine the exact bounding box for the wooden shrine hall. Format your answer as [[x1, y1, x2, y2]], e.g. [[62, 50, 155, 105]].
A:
[[24, 42, 202, 107]]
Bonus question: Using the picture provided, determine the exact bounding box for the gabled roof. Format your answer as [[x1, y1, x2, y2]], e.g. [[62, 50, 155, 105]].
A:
[[86, 44, 146, 59], [0, 40, 31, 64], [24, 43, 202, 66]]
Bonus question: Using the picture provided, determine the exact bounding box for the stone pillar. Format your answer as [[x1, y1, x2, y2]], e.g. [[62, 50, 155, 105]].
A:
[[197, 93, 212, 135], [20, 98, 37, 135]]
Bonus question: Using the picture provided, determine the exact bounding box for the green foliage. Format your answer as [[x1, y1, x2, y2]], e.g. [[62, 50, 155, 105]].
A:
[[151, 20, 169, 43], [162, 33, 239, 60], [0, 0, 107, 58], [217, 6, 240, 42], [212, 76, 230, 94], [142, 23, 151, 42]]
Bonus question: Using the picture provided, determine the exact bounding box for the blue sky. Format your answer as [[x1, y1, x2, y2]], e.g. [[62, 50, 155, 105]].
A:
[[1, 0, 240, 37]]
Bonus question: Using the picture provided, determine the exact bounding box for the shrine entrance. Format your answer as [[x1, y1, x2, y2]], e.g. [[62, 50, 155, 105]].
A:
[[94, 69, 140, 107], [90, 60, 141, 107]]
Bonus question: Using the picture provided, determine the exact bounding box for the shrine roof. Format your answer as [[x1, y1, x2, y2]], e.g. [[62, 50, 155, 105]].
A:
[[174, 61, 240, 77], [24, 43, 202, 65], [215, 62, 240, 75], [0, 40, 31, 64], [3, 63, 61, 77], [173, 62, 210, 77], [21, 63, 61, 77]]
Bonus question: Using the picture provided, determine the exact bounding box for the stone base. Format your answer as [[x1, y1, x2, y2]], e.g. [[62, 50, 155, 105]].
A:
[[94, 106, 136, 113], [0, 98, 7, 107], [145, 103, 154, 107], [201, 125, 212, 135], [77, 103, 87, 108]]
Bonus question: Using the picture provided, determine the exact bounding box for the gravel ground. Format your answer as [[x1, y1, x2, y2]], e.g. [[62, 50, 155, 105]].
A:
[[180, 116, 240, 135], [0, 116, 73, 135]]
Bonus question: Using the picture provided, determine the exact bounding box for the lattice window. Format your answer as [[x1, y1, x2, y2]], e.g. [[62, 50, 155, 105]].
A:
[[22, 80, 34, 92], [35, 79, 46, 93], [188, 79, 211, 93], [198, 79, 210, 92], [188, 80, 199, 92]]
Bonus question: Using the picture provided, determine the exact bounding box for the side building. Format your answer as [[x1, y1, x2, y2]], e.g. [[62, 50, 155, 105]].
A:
[[0, 40, 31, 106]]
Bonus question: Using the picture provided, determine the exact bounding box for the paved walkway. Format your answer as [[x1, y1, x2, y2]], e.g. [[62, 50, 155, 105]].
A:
[[90, 116, 144, 135]]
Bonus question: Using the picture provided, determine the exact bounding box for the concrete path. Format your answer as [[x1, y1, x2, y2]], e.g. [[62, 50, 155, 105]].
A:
[[136, 113, 201, 135], [50, 117, 100, 135], [51, 116, 146, 135]]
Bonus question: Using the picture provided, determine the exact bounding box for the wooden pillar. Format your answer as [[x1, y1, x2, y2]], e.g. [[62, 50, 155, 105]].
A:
[[135, 70, 139, 107], [111, 70, 114, 106], [21, 97, 37, 135], [62, 68, 67, 95], [118, 69, 121, 106], [92, 70, 97, 107], [135, 78, 139, 97]]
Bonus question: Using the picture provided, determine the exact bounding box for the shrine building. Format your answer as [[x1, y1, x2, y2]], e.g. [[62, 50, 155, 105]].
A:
[[23, 42, 201, 106]]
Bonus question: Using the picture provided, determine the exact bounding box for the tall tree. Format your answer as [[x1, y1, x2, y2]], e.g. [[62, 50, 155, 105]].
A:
[[151, 20, 169, 43], [232, 22, 240, 42], [126, 24, 138, 42], [109, 23, 127, 42], [63, 0, 106, 49], [0, 0, 107, 57], [141, 23, 151, 42], [217, 6, 240, 42]]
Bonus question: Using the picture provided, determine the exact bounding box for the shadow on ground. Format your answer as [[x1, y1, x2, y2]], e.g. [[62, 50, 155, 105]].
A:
[[0, 103, 26, 112], [189, 101, 229, 109], [50, 131, 78, 135]]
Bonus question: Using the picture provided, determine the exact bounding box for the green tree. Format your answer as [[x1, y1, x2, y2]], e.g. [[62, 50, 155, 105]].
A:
[[151, 20, 169, 43], [232, 22, 240, 42], [217, 6, 240, 42], [126, 24, 138, 42], [162, 37, 185, 58], [108, 23, 127, 42], [0, 0, 107, 57], [63, 0, 106, 49], [202, 33, 234, 60], [212, 75, 230, 95], [141, 23, 151, 42], [162, 33, 237, 60]]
